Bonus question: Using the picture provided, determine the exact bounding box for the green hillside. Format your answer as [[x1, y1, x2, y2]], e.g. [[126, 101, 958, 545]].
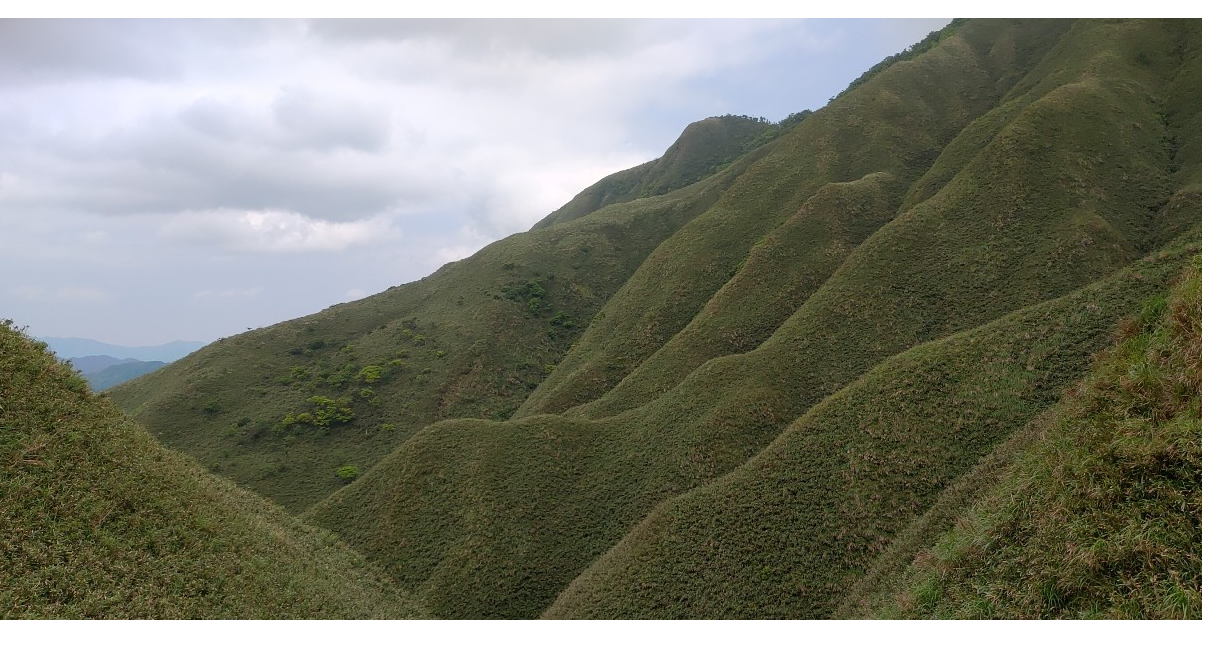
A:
[[306, 19, 1198, 619], [849, 265, 1200, 619], [0, 323, 424, 619], [514, 18, 1077, 418], [98, 18, 1201, 620], [542, 239, 1197, 619]]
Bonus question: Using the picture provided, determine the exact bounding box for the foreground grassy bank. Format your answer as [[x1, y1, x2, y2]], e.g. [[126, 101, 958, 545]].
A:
[[0, 324, 425, 619]]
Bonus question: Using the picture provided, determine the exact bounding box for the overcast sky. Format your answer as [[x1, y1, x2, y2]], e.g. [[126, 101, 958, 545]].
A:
[[0, 18, 950, 346]]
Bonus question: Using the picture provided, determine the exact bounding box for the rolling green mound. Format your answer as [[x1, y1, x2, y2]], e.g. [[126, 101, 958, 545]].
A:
[[0, 324, 424, 619], [101, 18, 1200, 619], [847, 264, 1201, 619], [311, 236, 1197, 619], [541, 240, 1197, 619]]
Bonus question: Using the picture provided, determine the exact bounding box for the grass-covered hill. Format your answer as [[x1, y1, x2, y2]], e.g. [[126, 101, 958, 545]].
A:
[[104, 18, 1200, 619], [540, 240, 1198, 619], [844, 264, 1201, 619], [0, 323, 425, 619]]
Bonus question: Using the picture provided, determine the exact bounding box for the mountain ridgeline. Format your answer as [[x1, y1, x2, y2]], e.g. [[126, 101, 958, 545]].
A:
[[89, 19, 1203, 619]]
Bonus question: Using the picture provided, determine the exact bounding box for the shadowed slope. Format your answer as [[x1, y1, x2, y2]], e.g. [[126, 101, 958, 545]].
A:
[[0, 325, 425, 619]]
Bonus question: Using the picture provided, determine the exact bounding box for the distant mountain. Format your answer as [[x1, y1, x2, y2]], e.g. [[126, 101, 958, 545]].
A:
[[62, 355, 169, 391], [39, 337, 205, 363], [83, 360, 167, 391], [66, 355, 139, 374]]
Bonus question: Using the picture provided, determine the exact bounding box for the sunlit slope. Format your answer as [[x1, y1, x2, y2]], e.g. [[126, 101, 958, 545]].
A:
[[850, 264, 1200, 619], [0, 325, 424, 619], [542, 238, 1198, 619], [531, 115, 775, 230], [308, 19, 1199, 619], [514, 18, 1073, 418], [109, 154, 736, 512]]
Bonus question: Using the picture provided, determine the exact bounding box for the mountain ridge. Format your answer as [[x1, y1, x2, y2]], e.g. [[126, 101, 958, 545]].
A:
[[96, 18, 1200, 619]]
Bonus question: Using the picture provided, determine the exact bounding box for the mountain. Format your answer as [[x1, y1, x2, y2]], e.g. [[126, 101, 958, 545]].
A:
[[64, 355, 169, 391], [1, 324, 425, 618], [40, 337, 205, 363], [65, 355, 139, 374], [104, 18, 1200, 619], [83, 360, 168, 391], [530, 113, 799, 230]]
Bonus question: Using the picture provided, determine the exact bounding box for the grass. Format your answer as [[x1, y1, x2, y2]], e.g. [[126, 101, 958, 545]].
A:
[[541, 242, 1198, 618], [860, 263, 1200, 619], [96, 19, 1201, 619], [307, 19, 1198, 618], [515, 19, 1068, 419], [0, 323, 425, 619]]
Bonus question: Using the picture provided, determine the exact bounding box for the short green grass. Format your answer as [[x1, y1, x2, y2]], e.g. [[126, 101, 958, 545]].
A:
[[0, 324, 425, 619], [541, 243, 1198, 619], [307, 19, 1199, 619], [862, 264, 1200, 619], [98, 18, 1201, 620]]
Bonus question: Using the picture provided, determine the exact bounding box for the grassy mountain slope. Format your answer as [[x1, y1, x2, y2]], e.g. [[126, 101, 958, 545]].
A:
[[850, 265, 1200, 619], [104, 18, 1200, 620], [515, 19, 1075, 419], [306, 20, 1199, 619], [109, 156, 744, 512], [531, 115, 776, 230], [542, 17, 1197, 421], [0, 324, 424, 619], [542, 239, 1197, 618]]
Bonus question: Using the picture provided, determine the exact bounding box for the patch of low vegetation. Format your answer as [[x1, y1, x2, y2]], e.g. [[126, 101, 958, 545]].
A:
[[861, 266, 1200, 619], [0, 322, 425, 619]]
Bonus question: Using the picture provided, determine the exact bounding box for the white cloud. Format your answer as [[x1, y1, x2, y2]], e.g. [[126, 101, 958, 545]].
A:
[[161, 209, 402, 253], [0, 18, 955, 345]]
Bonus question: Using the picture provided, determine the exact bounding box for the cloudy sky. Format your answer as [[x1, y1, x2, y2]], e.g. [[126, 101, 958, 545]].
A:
[[0, 18, 950, 346]]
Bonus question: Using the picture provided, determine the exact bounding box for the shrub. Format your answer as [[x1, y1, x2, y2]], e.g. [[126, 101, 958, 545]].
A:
[[336, 464, 360, 482], [357, 365, 384, 384], [309, 396, 354, 427]]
